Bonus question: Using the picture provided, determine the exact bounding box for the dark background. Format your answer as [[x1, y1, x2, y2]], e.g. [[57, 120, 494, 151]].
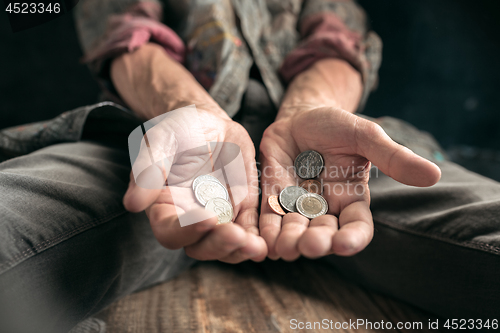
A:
[[1, 0, 499, 179]]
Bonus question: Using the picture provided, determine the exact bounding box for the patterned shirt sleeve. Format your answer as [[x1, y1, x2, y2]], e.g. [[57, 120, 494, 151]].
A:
[[74, 0, 185, 102], [279, 0, 382, 110]]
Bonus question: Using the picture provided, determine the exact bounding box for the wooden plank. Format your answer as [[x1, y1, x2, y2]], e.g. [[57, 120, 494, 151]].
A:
[[97, 259, 441, 332]]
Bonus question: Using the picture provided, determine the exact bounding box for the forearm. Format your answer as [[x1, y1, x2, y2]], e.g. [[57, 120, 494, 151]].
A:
[[111, 43, 225, 120], [277, 58, 363, 121]]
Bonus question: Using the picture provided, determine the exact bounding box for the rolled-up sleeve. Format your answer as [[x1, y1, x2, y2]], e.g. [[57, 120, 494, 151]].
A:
[[74, 0, 185, 99], [279, 0, 382, 109]]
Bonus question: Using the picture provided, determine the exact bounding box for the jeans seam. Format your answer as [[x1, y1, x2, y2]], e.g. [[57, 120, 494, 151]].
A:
[[0, 210, 127, 275], [373, 216, 500, 256]]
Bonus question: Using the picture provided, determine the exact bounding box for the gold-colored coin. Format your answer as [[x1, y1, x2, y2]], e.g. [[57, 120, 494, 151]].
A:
[[296, 193, 328, 219]]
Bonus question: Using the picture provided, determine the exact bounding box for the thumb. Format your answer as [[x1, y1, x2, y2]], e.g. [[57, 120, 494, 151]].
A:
[[123, 162, 167, 212], [124, 133, 173, 212], [356, 118, 441, 187]]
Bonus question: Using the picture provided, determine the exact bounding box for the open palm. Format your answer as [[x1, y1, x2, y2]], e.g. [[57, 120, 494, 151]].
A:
[[124, 106, 266, 263], [259, 107, 441, 260]]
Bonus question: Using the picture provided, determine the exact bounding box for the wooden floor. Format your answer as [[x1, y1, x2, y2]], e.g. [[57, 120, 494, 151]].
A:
[[96, 259, 440, 333]]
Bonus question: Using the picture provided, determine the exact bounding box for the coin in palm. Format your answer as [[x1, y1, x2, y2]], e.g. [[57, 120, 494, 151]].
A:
[[296, 193, 328, 219], [268, 195, 286, 216], [205, 197, 233, 224], [195, 180, 229, 206], [279, 186, 309, 213], [299, 179, 322, 194], [294, 150, 324, 179], [192, 174, 222, 191]]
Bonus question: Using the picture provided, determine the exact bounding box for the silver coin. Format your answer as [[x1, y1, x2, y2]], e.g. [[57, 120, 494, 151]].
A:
[[296, 193, 328, 219], [192, 174, 222, 191], [294, 150, 324, 179], [195, 180, 229, 206], [205, 197, 234, 224], [279, 186, 309, 213]]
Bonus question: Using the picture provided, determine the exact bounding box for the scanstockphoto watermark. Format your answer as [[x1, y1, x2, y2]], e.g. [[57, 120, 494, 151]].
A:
[[290, 318, 500, 331], [290, 318, 424, 330]]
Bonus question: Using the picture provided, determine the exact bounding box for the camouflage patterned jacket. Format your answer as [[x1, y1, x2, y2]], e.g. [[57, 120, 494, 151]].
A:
[[75, 0, 382, 117]]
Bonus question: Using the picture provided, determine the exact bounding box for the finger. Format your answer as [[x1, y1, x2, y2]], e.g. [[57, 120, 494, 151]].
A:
[[297, 214, 338, 258], [147, 201, 218, 250], [258, 178, 283, 260], [258, 160, 296, 260], [125, 120, 178, 212], [235, 206, 260, 236], [218, 233, 268, 264], [331, 200, 373, 256], [259, 199, 283, 260], [355, 117, 441, 187], [123, 168, 163, 212], [131, 125, 174, 189], [236, 150, 261, 235], [275, 213, 310, 261], [184, 223, 249, 261]]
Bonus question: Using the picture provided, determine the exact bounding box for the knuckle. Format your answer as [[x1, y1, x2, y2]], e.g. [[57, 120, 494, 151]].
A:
[[259, 126, 281, 157], [184, 247, 205, 260], [217, 239, 239, 253], [367, 121, 386, 139], [159, 240, 179, 250], [154, 232, 181, 250], [147, 208, 163, 226], [184, 247, 196, 259], [259, 224, 277, 238], [274, 237, 286, 255]]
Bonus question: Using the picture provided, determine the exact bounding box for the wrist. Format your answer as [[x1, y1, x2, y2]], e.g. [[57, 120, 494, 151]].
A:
[[277, 58, 363, 120], [111, 43, 229, 121], [193, 102, 231, 121], [148, 95, 228, 121], [276, 102, 341, 122]]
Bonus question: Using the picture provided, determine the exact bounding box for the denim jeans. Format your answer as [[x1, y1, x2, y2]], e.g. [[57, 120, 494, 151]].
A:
[[0, 80, 499, 332]]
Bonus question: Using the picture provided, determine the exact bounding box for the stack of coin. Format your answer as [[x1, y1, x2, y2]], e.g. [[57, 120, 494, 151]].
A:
[[268, 150, 329, 219], [192, 175, 233, 224]]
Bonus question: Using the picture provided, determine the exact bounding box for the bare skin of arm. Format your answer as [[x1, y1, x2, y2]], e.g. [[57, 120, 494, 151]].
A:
[[277, 58, 363, 119], [110, 43, 225, 120]]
